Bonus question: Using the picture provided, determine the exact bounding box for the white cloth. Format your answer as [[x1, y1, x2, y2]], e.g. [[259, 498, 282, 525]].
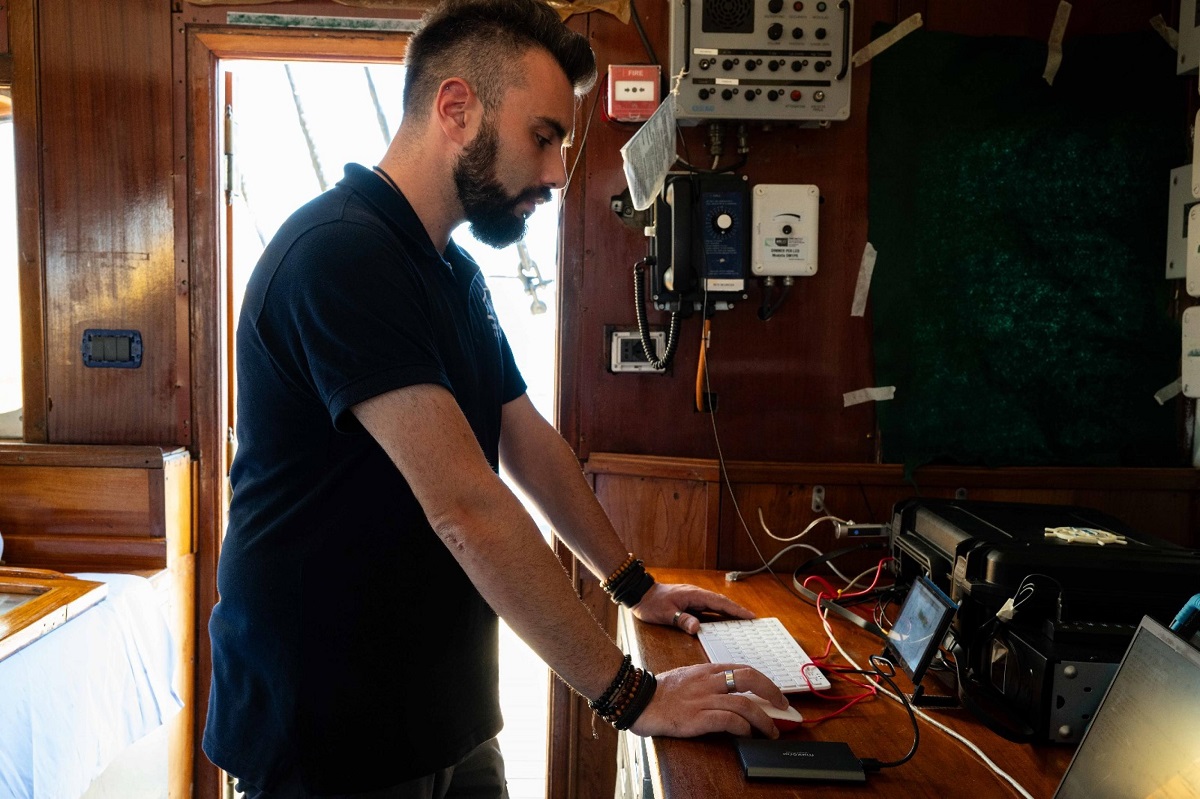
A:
[[0, 572, 182, 799]]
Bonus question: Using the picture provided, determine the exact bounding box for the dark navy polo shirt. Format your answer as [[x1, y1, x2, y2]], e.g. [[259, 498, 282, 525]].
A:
[[204, 163, 527, 794]]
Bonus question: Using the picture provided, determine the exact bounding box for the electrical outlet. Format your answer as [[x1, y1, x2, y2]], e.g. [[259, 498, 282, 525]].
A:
[[610, 330, 666, 373]]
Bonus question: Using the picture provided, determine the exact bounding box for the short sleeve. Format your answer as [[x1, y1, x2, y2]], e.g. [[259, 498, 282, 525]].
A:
[[250, 221, 451, 432]]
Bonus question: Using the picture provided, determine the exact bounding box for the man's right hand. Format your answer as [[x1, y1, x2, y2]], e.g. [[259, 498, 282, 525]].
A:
[[629, 663, 788, 739]]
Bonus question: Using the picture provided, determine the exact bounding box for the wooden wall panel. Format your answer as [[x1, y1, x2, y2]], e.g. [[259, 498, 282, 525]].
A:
[[38, 0, 184, 445], [0, 443, 192, 572], [594, 472, 716, 568], [562, 0, 883, 464], [722, 473, 1200, 573], [559, 0, 1182, 467]]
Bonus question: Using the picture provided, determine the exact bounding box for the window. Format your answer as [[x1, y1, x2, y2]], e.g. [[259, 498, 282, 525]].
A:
[[0, 90, 21, 438]]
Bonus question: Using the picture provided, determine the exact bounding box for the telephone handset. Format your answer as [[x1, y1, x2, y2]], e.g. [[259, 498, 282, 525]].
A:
[[650, 174, 750, 316]]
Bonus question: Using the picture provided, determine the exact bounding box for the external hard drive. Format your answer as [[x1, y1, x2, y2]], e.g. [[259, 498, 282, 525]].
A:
[[736, 739, 867, 783]]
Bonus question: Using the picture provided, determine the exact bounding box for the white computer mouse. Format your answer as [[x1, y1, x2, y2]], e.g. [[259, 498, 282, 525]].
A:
[[741, 693, 804, 731]]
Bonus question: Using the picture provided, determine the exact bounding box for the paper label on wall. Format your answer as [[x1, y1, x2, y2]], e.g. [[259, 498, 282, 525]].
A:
[[843, 386, 895, 407], [850, 242, 878, 317], [621, 94, 678, 211]]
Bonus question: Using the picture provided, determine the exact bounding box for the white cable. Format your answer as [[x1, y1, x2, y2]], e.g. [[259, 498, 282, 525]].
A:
[[818, 611, 1035, 799], [757, 509, 855, 583], [698, 291, 857, 593], [842, 565, 881, 594], [727, 542, 827, 581], [757, 507, 847, 543]]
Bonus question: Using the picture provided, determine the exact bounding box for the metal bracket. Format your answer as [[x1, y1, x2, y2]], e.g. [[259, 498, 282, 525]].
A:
[[811, 485, 826, 513]]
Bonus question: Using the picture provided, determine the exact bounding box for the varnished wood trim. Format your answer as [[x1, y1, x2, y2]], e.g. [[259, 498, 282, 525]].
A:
[[0, 54, 12, 84], [585, 452, 721, 482], [584, 452, 1200, 492], [4, 534, 167, 570], [167, 553, 197, 799], [180, 0, 428, 26], [9, 0, 47, 442], [194, 28, 409, 61], [554, 16, 589, 454], [0, 442, 183, 468], [184, 24, 225, 799], [0, 571, 107, 662]]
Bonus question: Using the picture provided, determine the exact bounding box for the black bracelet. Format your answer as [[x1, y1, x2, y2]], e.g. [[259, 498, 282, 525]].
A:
[[610, 569, 656, 607], [603, 558, 644, 595], [589, 654, 633, 712], [614, 669, 657, 731], [603, 559, 656, 607]]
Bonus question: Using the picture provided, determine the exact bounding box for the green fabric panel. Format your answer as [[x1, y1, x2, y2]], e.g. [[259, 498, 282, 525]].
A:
[[867, 27, 1183, 471]]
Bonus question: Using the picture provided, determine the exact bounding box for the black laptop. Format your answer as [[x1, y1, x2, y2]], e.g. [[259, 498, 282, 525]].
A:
[[1052, 615, 1200, 799]]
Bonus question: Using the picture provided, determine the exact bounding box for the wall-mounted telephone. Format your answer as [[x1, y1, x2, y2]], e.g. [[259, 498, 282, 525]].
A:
[[650, 174, 750, 316]]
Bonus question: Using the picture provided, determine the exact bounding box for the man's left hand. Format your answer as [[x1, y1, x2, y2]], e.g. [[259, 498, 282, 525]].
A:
[[631, 582, 755, 635]]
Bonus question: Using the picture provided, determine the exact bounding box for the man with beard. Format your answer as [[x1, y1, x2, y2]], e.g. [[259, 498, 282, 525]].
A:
[[204, 0, 789, 796]]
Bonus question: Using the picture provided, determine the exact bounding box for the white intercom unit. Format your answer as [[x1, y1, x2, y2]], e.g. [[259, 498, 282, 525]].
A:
[[751, 184, 819, 276], [669, 0, 854, 123], [1178, 0, 1200, 76], [1184, 307, 1200, 398]]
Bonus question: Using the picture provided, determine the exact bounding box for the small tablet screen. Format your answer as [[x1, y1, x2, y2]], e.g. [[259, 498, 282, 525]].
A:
[[885, 576, 957, 686]]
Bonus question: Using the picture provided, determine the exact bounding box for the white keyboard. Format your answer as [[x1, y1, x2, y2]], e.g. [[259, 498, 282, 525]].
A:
[[698, 617, 831, 693]]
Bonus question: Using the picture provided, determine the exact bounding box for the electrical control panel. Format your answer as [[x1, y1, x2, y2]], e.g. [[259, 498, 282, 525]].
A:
[[752, 183, 819, 276], [669, 0, 854, 123]]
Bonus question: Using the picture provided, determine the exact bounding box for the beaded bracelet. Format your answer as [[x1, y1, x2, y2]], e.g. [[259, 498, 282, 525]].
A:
[[601, 554, 637, 591], [590, 655, 658, 731], [613, 670, 657, 731], [588, 654, 633, 713], [602, 555, 656, 607]]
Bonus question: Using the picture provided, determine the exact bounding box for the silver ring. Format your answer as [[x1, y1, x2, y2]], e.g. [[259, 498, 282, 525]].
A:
[[724, 669, 737, 693], [672, 610, 684, 626]]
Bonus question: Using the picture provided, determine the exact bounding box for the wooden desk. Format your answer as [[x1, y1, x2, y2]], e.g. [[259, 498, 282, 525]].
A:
[[618, 569, 1075, 799]]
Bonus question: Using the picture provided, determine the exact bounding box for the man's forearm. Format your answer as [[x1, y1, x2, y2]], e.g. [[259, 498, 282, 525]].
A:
[[499, 400, 632, 581]]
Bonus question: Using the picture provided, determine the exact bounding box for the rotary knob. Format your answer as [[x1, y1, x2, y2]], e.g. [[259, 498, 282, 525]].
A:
[[713, 213, 734, 233]]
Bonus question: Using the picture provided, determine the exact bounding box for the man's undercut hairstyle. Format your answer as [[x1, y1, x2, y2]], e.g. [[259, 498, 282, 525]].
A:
[[402, 0, 597, 123]]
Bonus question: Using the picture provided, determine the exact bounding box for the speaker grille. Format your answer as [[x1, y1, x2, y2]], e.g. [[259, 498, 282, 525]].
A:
[[702, 0, 754, 33]]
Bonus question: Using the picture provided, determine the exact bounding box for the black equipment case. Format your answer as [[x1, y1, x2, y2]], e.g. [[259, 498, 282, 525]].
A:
[[889, 498, 1200, 742]]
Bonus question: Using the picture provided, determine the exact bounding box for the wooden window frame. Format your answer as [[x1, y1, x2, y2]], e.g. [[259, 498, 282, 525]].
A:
[[0, 567, 106, 662]]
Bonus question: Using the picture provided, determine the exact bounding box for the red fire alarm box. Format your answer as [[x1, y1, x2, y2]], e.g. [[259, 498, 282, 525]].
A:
[[606, 65, 661, 123]]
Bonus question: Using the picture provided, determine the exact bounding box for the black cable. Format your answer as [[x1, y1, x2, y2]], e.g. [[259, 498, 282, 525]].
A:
[[857, 482, 877, 521], [673, 153, 748, 175], [628, 0, 660, 66], [836, 0, 852, 80], [633, 258, 680, 370], [856, 656, 920, 770], [757, 278, 792, 320], [757, 279, 777, 320]]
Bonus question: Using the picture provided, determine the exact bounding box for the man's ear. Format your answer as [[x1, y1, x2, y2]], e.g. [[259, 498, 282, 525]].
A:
[[435, 77, 480, 147]]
